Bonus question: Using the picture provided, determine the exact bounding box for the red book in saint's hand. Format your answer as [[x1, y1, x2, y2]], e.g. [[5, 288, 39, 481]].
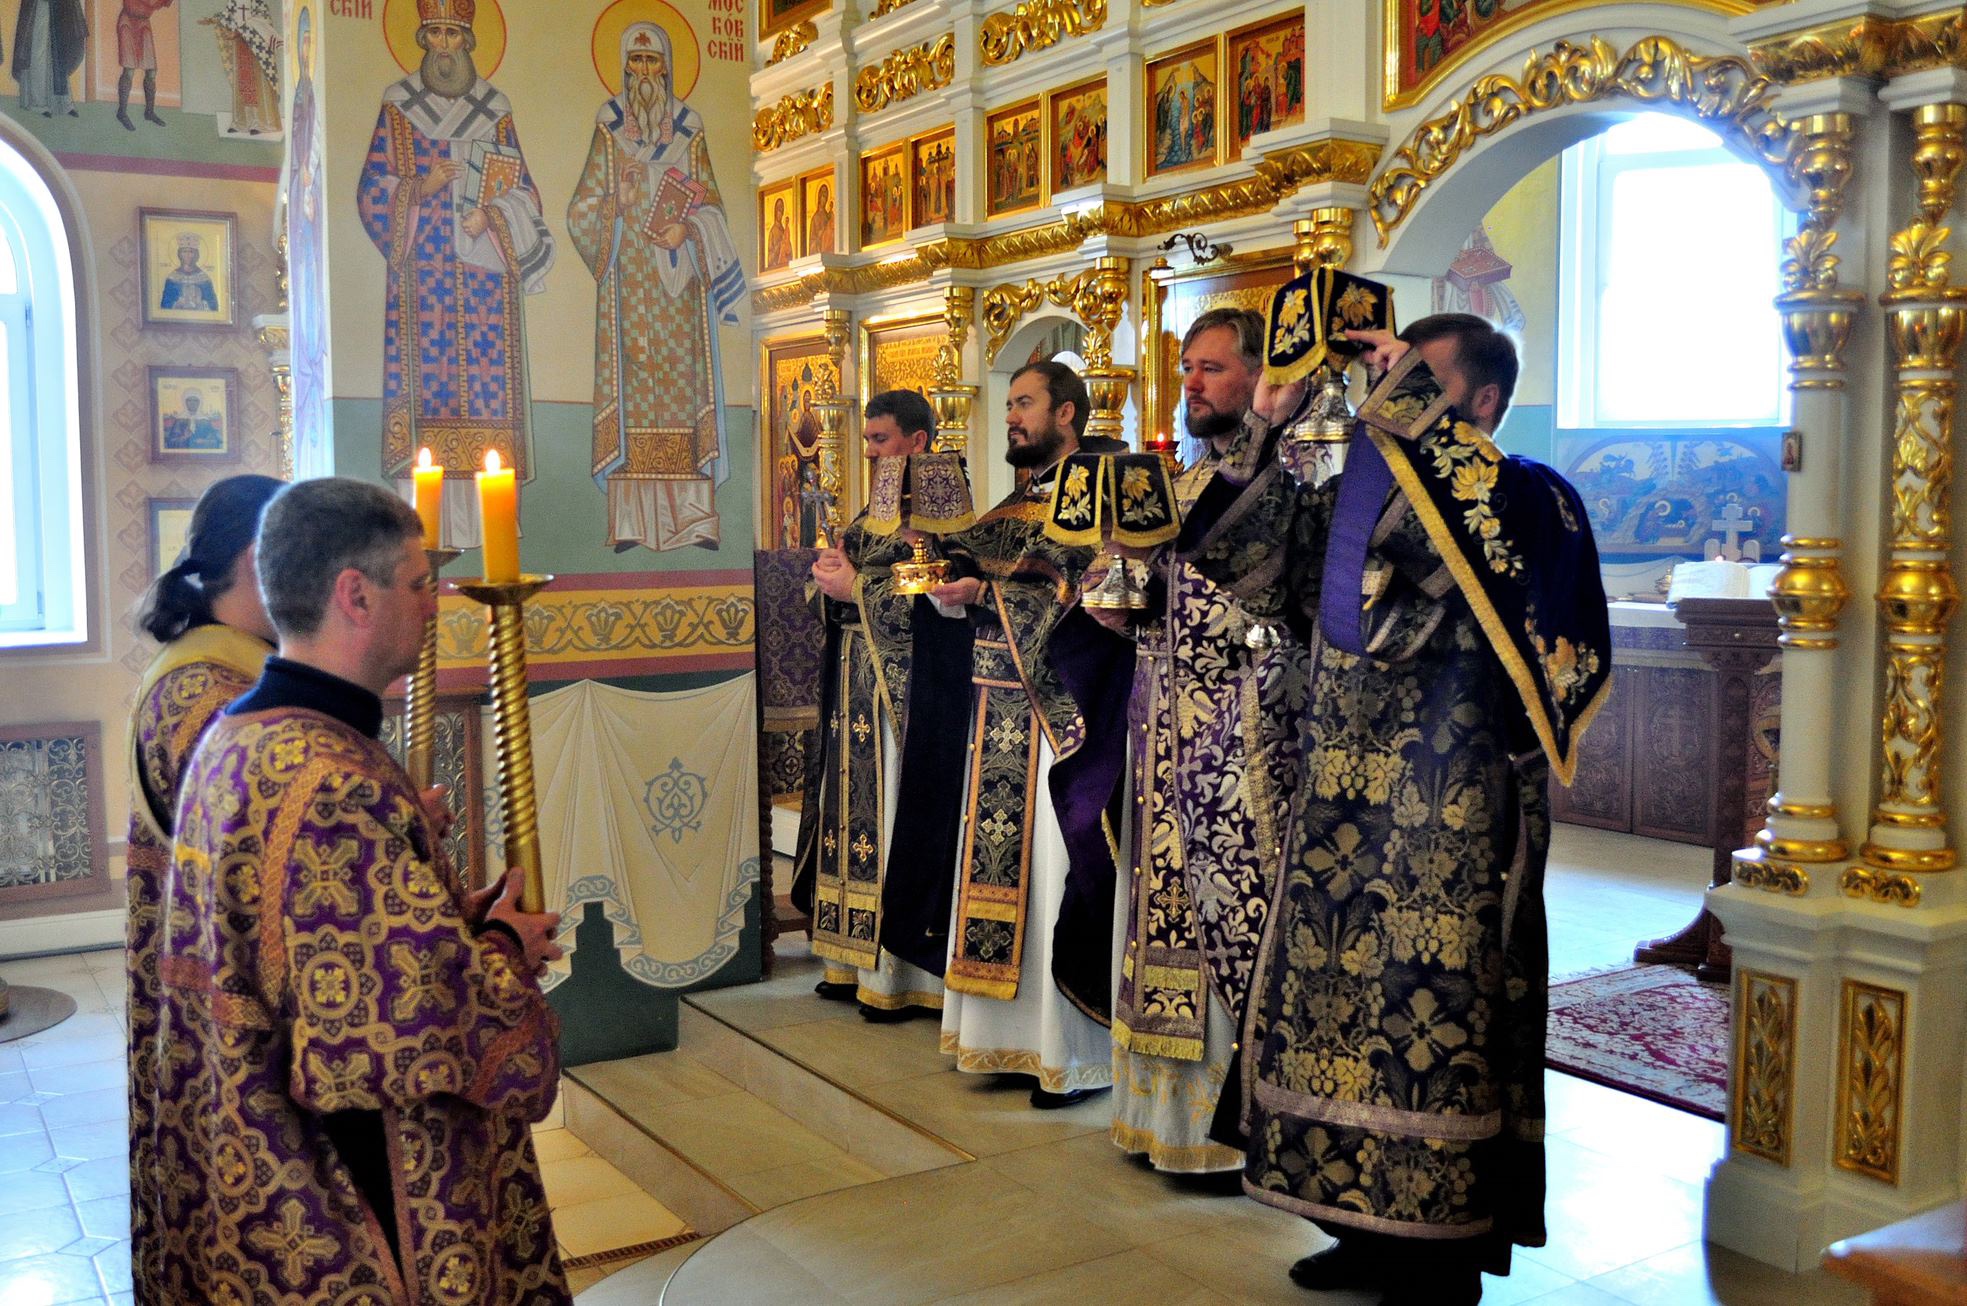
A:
[[643, 166, 706, 239]]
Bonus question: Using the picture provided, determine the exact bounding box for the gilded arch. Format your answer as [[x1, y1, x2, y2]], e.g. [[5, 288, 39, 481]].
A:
[[1365, 34, 1796, 260]]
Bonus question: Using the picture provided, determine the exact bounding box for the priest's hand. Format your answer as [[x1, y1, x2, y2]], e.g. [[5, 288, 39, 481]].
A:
[[811, 548, 857, 601], [656, 223, 688, 251], [931, 576, 982, 609], [483, 868, 565, 977], [1252, 377, 1305, 427], [461, 207, 490, 238], [419, 784, 454, 842], [1338, 328, 1407, 376]]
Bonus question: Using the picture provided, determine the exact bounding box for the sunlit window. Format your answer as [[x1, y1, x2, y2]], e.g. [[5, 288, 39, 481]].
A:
[[1558, 113, 1791, 429], [0, 135, 84, 647]]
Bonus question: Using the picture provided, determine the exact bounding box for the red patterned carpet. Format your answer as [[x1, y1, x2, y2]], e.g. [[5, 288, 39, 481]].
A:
[[1545, 964, 1728, 1121]]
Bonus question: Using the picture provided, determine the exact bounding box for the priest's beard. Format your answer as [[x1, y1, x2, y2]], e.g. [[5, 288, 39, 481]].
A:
[[628, 73, 673, 144], [1184, 397, 1246, 443], [1005, 421, 1067, 469], [420, 46, 477, 99]]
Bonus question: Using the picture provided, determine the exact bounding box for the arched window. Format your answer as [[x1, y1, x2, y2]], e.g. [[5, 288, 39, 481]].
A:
[[0, 135, 84, 646], [1557, 112, 1791, 430]]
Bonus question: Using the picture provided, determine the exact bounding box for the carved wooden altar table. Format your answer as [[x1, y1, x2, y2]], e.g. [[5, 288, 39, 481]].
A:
[[1630, 595, 1782, 980]]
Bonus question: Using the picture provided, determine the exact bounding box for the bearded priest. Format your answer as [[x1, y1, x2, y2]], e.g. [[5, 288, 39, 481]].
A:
[[1181, 309, 1610, 1306], [928, 360, 1132, 1108]]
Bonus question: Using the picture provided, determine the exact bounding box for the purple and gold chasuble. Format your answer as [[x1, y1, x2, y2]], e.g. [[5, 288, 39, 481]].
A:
[[359, 76, 553, 483], [791, 517, 919, 972], [126, 624, 272, 1299], [1182, 355, 1609, 1253], [147, 708, 569, 1305], [1111, 453, 1307, 1170], [941, 450, 1132, 1023]]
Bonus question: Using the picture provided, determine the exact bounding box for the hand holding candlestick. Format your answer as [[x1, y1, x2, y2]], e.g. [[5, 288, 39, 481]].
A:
[[458, 454, 551, 913]]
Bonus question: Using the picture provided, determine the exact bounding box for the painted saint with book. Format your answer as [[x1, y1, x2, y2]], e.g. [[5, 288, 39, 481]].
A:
[[570, 19, 742, 552], [356, 0, 554, 546]]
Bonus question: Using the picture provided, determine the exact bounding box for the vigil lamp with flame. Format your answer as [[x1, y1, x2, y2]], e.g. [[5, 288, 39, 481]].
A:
[[863, 451, 976, 594], [1044, 452, 1181, 610]]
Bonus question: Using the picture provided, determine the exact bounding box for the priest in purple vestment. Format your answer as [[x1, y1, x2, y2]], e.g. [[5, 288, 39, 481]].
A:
[[144, 477, 569, 1305]]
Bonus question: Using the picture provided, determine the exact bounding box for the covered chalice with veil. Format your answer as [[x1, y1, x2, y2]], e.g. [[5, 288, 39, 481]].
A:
[[1044, 451, 1180, 610], [862, 451, 976, 593], [1264, 264, 1396, 487]]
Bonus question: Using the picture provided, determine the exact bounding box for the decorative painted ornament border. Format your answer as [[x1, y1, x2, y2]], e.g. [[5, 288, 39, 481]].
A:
[[433, 570, 756, 685]]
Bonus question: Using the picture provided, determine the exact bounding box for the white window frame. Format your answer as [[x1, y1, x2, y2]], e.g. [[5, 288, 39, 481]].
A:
[[0, 137, 85, 649], [1557, 116, 1792, 432]]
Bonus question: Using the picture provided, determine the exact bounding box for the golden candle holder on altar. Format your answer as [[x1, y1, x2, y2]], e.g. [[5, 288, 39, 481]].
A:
[[404, 545, 462, 792], [1044, 451, 1180, 611], [865, 451, 976, 595], [451, 574, 553, 912]]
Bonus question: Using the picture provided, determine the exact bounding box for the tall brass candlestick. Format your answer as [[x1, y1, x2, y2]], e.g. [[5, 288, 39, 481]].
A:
[[453, 574, 553, 913], [405, 546, 462, 792]]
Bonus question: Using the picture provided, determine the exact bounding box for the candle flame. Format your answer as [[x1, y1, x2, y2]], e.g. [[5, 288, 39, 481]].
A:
[[484, 448, 503, 474], [418, 446, 434, 469]]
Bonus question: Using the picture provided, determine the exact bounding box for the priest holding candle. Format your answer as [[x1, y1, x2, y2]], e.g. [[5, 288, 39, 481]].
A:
[[146, 476, 570, 1304]]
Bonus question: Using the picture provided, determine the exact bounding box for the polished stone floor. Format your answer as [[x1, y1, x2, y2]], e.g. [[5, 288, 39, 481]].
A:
[[0, 950, 689, 1304], [570, 826, 1862, 1304], [0, 827, 1865, 1304]]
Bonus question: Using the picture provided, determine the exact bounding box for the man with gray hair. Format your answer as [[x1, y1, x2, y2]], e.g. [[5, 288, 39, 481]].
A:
[[1102, 307, 1309, 1171], [142, 477, 570, 1304], [570, 19, 743, 552]]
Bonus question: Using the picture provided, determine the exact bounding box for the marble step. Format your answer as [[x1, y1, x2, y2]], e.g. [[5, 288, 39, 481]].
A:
[[564, 1003, 968, 1237]]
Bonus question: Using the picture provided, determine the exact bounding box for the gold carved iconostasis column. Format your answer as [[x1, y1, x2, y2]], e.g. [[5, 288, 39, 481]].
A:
[[1707, 4, 1967, 1275], [1856, 100, 1965, 892], [1734, 110, 1860, 893]]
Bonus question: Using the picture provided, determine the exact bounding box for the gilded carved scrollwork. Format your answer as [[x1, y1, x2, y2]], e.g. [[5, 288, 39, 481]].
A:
[[853, 35, 955, 114], [767, 21, 818, 66], [982, 260, 1130, 369], [1367, 36, 1789, 246], [1834, 981, 1906, 1184], [753, 84, 835, 152], [979, 0, 1105, 67], [1750, 10, 1964, 87], [1734, 971, 1797, 1167], [1734, 859, 1808, 896], [1837, 866, 1923, 908], [982, 279, 1046, 365]]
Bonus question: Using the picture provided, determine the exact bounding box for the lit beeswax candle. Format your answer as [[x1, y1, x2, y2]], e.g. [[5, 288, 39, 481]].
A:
[[412, 447, 443, 548], [477, 449, 520, 582]]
